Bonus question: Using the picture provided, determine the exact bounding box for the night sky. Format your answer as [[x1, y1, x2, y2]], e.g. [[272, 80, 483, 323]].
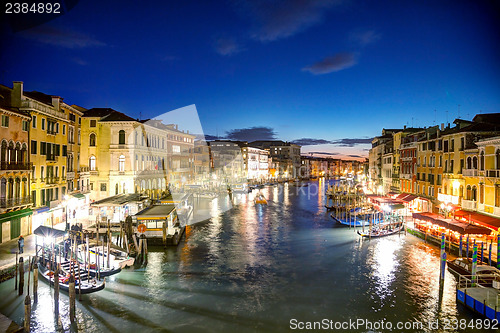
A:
[[1, 0, 499, 159]]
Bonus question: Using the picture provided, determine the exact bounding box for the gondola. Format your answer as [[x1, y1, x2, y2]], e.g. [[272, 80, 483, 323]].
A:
[[447, 257, 500, 287], [38, 261, 105, 294], [356, 224, 403, 238]]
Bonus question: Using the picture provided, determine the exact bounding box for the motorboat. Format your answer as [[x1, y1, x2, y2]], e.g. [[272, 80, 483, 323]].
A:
[[254, 193, 268, 205]]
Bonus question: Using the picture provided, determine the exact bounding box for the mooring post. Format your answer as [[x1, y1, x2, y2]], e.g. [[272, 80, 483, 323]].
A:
[[78, 261, 82, 301], [69, 274, 76, 322], [33, 257, 38, 303], [24, 294, 31, 332], [15, 252, 18, 291], [19, 256, 24, 296], [54, 264, 60, 317]]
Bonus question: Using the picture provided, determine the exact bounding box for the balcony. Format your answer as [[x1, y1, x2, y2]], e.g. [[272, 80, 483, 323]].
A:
[[0, 196, 32, 209], [66, 171, 75, 179], [21, 99, 68, 120], [47, 129, 57, 135], [461, 199, 477, 211], [45, 177, 60, 184], [46, 155, 58, 162], [0, 161, 32, 171], [485, 169, 500, 178], [462, 168, 478, 177]]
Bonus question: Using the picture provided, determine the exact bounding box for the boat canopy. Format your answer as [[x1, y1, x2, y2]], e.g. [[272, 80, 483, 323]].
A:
[[34, 225, 66, 238]]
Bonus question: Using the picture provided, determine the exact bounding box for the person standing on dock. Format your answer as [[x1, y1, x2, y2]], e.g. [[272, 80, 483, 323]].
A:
[[64, 238, 71, 260], [18, 236, 24, 254]]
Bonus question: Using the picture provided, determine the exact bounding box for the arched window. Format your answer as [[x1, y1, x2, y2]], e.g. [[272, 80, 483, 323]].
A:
[[115, 183, 119, 195], [119, 130, 126, 144], [1, 140, 7, 163], [119, 155, 125, 171], [496, 150, 500, 170], [459, 185, 464, 198], [471, 186, 477, 201], [466, 185, 471, 200], [89, 133, 96, 146], [89, 156, 96, 171], [472, 156, 477, 169], [466, 157, 471, 169], [480, 183, 484, 204], [480, 151, 484, 170]]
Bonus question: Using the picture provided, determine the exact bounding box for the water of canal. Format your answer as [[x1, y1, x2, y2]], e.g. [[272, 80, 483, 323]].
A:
[[0, 179, 492, 332]]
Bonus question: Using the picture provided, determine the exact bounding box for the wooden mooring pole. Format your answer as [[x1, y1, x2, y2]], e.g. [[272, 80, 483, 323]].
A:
[[54, 265, 60, 318], [33, 257, 38, 303], [24, 294, 31, 332], [15, 252, 18, 291], [19, 256, 24, 296], [69, 274, 76, 322]]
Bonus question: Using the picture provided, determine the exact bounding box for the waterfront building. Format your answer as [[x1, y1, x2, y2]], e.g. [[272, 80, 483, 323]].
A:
[[191, 140, 212, 185], [400, 132, 420, 194], [164, 124, 195, 188], [4, 82, 72, 230], [208, 140, 245, 185], [243, 146, 269, 181], [250, 141, 301, 179], [0, 104, 32, 242]]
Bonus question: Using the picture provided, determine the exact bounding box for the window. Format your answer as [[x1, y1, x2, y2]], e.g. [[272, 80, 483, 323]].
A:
[[32, 115, 37, 128], [31, 140, 37, 154], [119, 130, 126, 144], [89, 156, 96, 171], [172, 145, 181, 153], [119, 155, 125, 171], [496, 150, 500, 170], [89, 133, 96, 146], [41, 118, 45, 130], [480, 151, 484, 170], [62, 145, 67, 156], [22, 121, 29, 131], [100, 183, 107, 191], [40, 142, 46, 155], [63, 124, 66, 135], [480, 184, 484, 204], [496, 185, 500, 207], [56, 123, 59, 133], [90, 119, 97, 127], [1, 115, 9, 127], [78, 129, 81, 144], [41, 166, 44, 180]]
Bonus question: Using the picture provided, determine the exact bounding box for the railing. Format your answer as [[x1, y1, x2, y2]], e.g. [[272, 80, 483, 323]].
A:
[[21, 99, 68, 120], [47, 129, 57, 135], [485, 169, 500, 178], [46, 155, 58, 162], [66, 171, 75, 179], [0, 196, 32, 208], [461, 199, 477, 211], [0, 161, 32, 170], [462, 168, 478, 177]]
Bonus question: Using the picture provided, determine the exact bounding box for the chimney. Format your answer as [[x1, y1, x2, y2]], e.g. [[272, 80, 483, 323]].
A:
[[12, 81, 23, 107], [51, 96, 61, 111], [440, 123, 444, 131]]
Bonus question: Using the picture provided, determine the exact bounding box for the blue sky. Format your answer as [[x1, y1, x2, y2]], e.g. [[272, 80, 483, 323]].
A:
[[1, 0, 499, 159]]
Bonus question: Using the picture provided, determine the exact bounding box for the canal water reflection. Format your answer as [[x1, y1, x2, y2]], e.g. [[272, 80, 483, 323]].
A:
[[0, 180, 489, 332]]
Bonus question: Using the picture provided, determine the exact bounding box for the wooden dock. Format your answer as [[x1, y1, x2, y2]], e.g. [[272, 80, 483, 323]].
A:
[[456, 275, 500, 320], [0, 312, 23, 333]]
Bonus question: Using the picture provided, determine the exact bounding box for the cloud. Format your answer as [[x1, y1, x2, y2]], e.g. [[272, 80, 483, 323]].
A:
[[21, 26, 106, 48], [226, 126, 277, 141], [72, 57, 88, 66], [238, 0, 343, 42], [302, 52, 357, 74], [214, 38, 242, 56], [350, 29, 381, 47], [292, 138, 332, 146], [348, 154, 363, 158], [331, 137, 373, 147], [305, 151, 339, 156]]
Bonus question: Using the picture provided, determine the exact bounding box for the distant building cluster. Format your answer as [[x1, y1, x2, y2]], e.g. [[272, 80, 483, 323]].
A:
[[368, 113, 500, 230], [0, 81, 364, 243]]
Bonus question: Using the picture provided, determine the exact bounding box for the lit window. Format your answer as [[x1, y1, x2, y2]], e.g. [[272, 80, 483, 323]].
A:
[[119, 155, 125, 171]]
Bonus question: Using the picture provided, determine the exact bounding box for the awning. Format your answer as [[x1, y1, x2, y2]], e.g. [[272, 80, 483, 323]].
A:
[[0, 208, 33, 223], [401, 194, 417, 202], [413, 212, 491, 235], [454, 210, 500, 230], [33, 225, 66, 238], [389, 203, 406, 210], [71, 193, 86, 199]]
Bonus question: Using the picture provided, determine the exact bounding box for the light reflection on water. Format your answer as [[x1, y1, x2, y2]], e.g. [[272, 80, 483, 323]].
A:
[[0, 180, 489, 332]]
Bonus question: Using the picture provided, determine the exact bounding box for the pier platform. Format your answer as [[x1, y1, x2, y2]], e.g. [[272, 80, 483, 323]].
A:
[[456, 275, 500, 320], [0, 312, 22, 333]]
